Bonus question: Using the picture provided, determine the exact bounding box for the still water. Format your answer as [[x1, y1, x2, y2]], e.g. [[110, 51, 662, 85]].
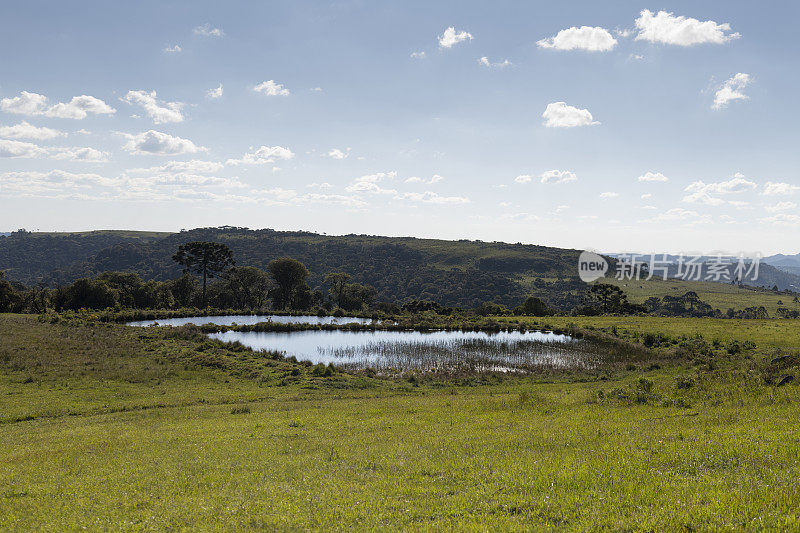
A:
[[126, 314, 374, 327], [208, 329, 594, 372]]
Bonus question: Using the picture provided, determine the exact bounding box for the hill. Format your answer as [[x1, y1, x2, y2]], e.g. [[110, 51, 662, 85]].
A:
[[0, 227, 584, 308]]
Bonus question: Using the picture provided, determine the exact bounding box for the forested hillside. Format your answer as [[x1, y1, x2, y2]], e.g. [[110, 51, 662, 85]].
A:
[[0, 227, 585, 308]]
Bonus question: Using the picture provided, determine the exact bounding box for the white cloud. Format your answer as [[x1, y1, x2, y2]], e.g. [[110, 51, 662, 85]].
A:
[[226, 145, 294, 165], [410, 51, 426, 59], [397, 191, 470, 205], [653, 207, 712, 223], [164, 44, 182, 53], [126, 160, 224, 175], [438, 27, 472, 48], [0, 139, 46, 158], [514, 175, 532, 184], [123, 90, 184, 124], [194, 24, 224, 37], [599, 191, 619, 199], [641, 193, 653, 200], [683, 173, 757, 205], [327, 148, 349, 160], [537, 26, 617, 52], [0, 91, 49, 115], [405, 174, 443, 185], [638, 171, 668, 182], [49, 146, 110, 162], [44, 95, 116, 119], [207, 84, 223, 99], [761, 214, 800, 226], [634, 10, 740, 46], [478, 56, 511, 68], [121, 130, 206, 155], [539, 170, 577, 184], [1, 92, 116, 120], [542, 102, 599, 128], [0, 121, 63, 140], [254, 80, 290, 96], [763, 182, 800, 196], [765, 201, 796, 213], [712, 73, 752, 110], [346, 171, 397, 195]]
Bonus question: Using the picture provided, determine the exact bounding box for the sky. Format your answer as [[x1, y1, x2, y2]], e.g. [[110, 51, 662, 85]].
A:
[[1, 0, 799, 255]]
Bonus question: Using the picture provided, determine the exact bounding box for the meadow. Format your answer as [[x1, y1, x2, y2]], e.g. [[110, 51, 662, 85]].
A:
[[2, 313, 800, 530], [605, 276, 798, 316]]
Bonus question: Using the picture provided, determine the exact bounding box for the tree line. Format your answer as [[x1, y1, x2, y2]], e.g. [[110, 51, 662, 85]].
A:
[[0, 241, 378, 313]]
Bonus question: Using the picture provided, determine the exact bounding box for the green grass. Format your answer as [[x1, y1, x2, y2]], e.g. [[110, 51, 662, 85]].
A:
[[604, 276, 798, 315], [2, 314, 800, 530], [497, 314, 800, 350]]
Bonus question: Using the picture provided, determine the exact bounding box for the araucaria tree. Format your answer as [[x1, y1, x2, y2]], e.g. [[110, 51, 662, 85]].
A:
[[172, 242, 235, 307]]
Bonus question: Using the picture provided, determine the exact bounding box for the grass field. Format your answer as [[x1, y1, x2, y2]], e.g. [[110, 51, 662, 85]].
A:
[[604, 276, 798, 316], [2, 314, 800, 530]]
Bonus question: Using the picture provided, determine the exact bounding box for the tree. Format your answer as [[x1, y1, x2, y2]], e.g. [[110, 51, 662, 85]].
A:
[[516, 296, 551, 316], [172, 242, 235, 307], [226, 266, 273, 310], [0, 271, 19, 312], [582, 283, 628, 314], [54, 278, 118, 310], [324, 272, 351, 308], [267, 258, 310, 310]]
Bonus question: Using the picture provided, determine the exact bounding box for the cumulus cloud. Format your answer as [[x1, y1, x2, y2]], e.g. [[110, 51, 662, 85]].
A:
[[478, 56, 511, 68], [0, 139, 46, 158], [164, 44, 182, 53], [542, 102, 599, 128], [45, 95, 116, 119], [410, 51, 426, 59], [0, 121, 63, 140], [539, 170, 577, 184], [123, 90, 185, 124], [763, 182, 800, 196], [1, 91, 115, 119], [405, 174, 443, 185], [712, 73, 752, 110], [683, 173, 757, 205], [49, 146, 110, 162], [327, 148, 349, 160], [254, 80, 290, 96], [634, 10, 740, 46], [638, 171, 668, 182], [194, 24, 224, 37], [207, 84, 223, 99], [764, 201, 797, 213], [438, 27, 472, 48], [226, 145, 294, 165], [653, 207, 712, 224], [537, 26, 617, 52], [346, 171, 398, 195], [121, 130, 206, 155], [126, 160, 224, 175], [0, 91, 49, 115], [762, 213, 800, 226], [397, 191, 470, 205], [514, 175, 533, 184], [599, 191, 619, 199]]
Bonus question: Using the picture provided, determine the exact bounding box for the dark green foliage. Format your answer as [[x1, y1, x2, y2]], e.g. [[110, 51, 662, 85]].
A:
[[267, 258, 310, 310], [0, 227, 576, 308], [172, 241, 235, 306]]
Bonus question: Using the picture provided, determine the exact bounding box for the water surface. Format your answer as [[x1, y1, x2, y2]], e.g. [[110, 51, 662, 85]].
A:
[[209, 329, 595, 372]]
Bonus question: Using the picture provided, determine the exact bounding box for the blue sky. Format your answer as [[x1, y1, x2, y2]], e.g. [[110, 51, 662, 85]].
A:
[[1, 1, 799, 254]]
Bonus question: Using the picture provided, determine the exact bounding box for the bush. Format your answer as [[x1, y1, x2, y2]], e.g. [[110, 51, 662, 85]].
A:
[[230, 406, 251, 414]]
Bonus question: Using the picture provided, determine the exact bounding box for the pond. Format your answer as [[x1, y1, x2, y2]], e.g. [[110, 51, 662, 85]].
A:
[[126, 314, 375, 327], [208, 329, 599, 373]]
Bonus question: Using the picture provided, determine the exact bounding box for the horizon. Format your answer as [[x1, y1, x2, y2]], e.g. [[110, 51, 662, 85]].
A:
[[2, 2, 800, 254]]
